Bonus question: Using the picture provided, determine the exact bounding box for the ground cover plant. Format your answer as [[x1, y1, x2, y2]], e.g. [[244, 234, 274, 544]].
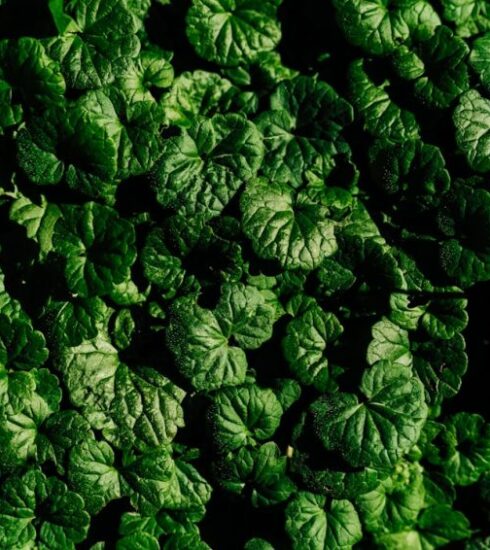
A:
[[0, 0, 489, 548]]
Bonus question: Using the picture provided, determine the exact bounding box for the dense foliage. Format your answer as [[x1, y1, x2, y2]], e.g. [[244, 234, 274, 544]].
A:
[[0, 0, 489, 548]]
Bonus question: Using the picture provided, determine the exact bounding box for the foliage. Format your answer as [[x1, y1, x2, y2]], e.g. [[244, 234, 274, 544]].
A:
[[0, 0, 488, 547]]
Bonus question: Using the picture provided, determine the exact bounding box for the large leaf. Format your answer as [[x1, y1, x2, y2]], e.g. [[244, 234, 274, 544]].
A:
[[311, 361, 428, 468], [47, 0, 141, 90], [256, 76, 353, 187], [107, 364, 186, 451], [53, 202, 136, 297], [454, 89, 490, 173], [282, 304, 343, 391], [153, 114, 264, 221], [348, 59, 419, 143], [68, 438, 121, 514], [393, 26, 469, 109], [209, 384, 283, 451], [240, 179, 337, 270], [333, 0, 440, 56], [186, 0, 282, 66], [285, 492, 362, 549]]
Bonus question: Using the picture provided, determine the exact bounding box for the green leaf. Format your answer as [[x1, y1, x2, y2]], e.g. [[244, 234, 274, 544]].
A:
[[367, 317, 413, 367], [315, 259, 356, 297], [470, 33, 490, 91], [213, 282, 276, 349], [9, 195, 62, 260], [125, 446, 211, 516], [441, 413, 490, 486], [285, 491, 362, 549], [167, 284, 275, 391], [141, 228, 186, 295], [369, 139, 450, 199], [0, 469, 90, 549], [393, 26, 469, 109], [417, 505, 472, 548], [153, 114, 264, 221], [437, 186, 490, 286], [53, 202, 136, 297], [441, 0, 490, 37], [413, 333, 468, 407], [167, 298, 247, 391], [163, 70, 234, 127], [420, 295, 468, 340], [454, 89, 490, 173], [37, 410, 92, 474], [111, 309, 135, 350], [240, 179, 337, 270], [356, 461, 425, 534], [53, 337, 120, 429], [117, 532, 160, 550], [0, 271, 25, 321], [0, 369, 62, 467], [107, 364, 185, 451], [282, 304, 343, 391], [333, 0, 440, 56], [348, 59, 419, 142], [0, 314, 49, 371], [46, 0, 142, 90], [18, 89, 161, 195], [0, 37, 65, 131], [311, 361, 428, 468], [209, 385, 283, 451], [244, 539, 274, 550], [256, 76, 353, 187], [215, 442, 294, 507], [0, 367, 36, 414], [68, 438, 121, 514], [116, 48, 173, 106], [186, 0, 282, 66], [41, 297, 111, 348]]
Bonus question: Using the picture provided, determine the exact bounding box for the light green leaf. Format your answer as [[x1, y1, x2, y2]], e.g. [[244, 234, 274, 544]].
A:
[[163, 70, 234, 127], [367, 317, 413, 367], [209, 385, 283, 451], [53, 202, 136, 297], [107, 364, 185, 450], [153, 114, 263, 221], [454, 89, 490, 173], [357, 461, 425, 534], [311, 361, 428, 468], [470, 33, 490, 91], [256, 76, 353, 187], [348, 59, 419, 142], [9, 196, 62, 259], [283, 305, 343, 391], [240, 179, 337, 270], [68, 438, 121, 514], [54, 337, 120, 429], [47, 0, 141, 90], [333, 0, 440, 55], [441, 0, 490, 37], [285, 491, 362, 549], [186, 0, 282, 66]]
